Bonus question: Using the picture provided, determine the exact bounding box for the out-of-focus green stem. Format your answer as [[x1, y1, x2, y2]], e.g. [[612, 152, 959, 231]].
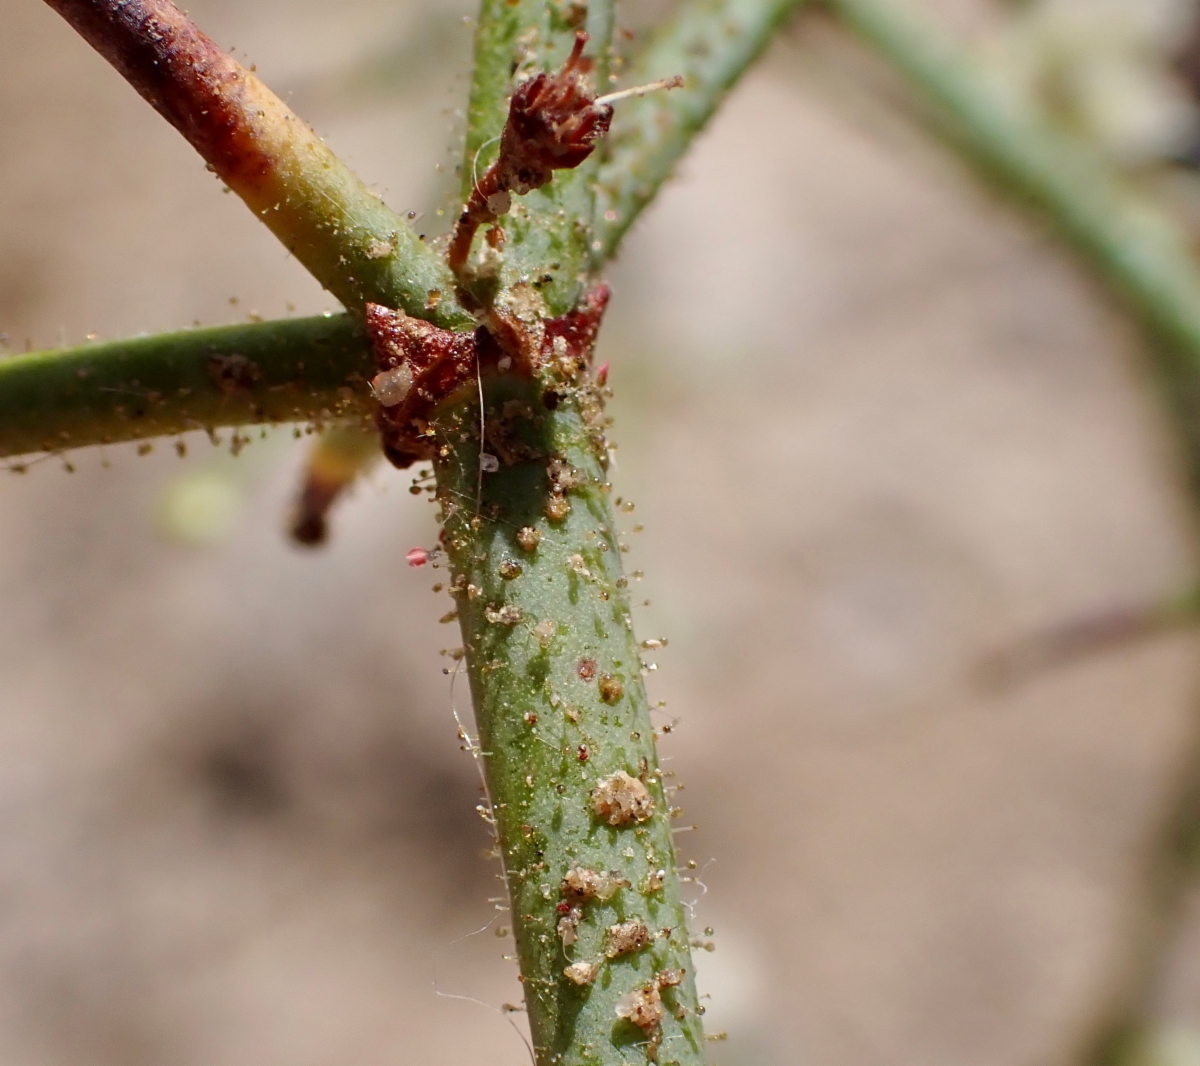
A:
[[0, 316, 372, 459], [593, 0, 807, 263], [827, 0, 1200, 426], [821, 2, 1200, 1062], [44, 0, 472, 328]]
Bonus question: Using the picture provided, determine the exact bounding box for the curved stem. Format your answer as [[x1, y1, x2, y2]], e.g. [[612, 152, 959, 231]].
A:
[[0, 316, 372, 459], [592, 0, 808, 263], [826, 0, 1200, 434], [43, 0, 472, 328], [821, 2, 1200, 1061]]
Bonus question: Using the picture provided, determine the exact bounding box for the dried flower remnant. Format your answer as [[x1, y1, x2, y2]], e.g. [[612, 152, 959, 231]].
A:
[[448, 32, 613, 272], [563, 960, 599, 986], [592, 770, 653, 825], [606, 919, 653, 958]]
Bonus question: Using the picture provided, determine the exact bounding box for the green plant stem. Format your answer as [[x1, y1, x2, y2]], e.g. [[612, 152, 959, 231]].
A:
[[44, 0, 471, 327], [459, 0, 613, 312], [432, 3, 704, 1064], [436, 378, 705, 1066], [821, 1, 1200, 1061], [0, 316, 372, 459], [827, 0, 1200, 465], [593, 0, 807, 263]]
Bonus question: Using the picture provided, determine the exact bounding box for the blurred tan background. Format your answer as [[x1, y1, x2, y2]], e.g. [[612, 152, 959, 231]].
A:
[[5, 0, 1200, 1063]]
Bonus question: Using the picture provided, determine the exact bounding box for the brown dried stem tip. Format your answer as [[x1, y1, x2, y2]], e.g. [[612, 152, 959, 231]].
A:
[[448, 32, 613, 273], [289, 426, 380, 546]]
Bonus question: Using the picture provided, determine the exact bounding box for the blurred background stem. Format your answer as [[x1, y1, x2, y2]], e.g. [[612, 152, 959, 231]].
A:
[[823, 1, 1200, 1061]]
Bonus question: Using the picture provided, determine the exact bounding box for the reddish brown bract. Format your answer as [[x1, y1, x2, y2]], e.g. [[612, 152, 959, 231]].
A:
[[367, 284, 609, 469], [366, 303, 478, 469]]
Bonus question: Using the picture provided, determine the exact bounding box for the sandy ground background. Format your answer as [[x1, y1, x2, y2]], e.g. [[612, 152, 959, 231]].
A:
[[4, 1, 1200, 1063]]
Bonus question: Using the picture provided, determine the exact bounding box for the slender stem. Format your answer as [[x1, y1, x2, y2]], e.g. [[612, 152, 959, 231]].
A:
[[43, 0, 472, 328], [980, 586, 1200, 689], [821, 1, 1200, 1061], [827, 0, 1200, 467], [592, 0, 808, 264], [0, 316, 372, 459]]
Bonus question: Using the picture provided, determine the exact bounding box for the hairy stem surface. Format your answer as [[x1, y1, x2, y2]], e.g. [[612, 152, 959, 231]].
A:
[[44, 0, 471, 327], [0, 316, 371, 458], [431, 3, 704, 1064], [593, 0, 807, 262], [437, 377, 704, 1066]]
